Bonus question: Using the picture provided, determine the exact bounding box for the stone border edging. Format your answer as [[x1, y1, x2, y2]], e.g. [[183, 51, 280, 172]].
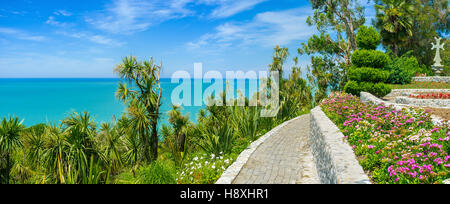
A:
[[215, 115, 305, 184], [310, 106, 371, 184], [390, 89, 450, 96], [413, 76, 450, 83], [360, 92, 448, 126], [395, 96, 450, 109]]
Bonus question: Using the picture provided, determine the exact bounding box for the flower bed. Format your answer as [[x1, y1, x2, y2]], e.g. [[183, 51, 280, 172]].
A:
[[321, 92, 449, 184], [390, 81, 450, 90], [409, 93, 450, 99]]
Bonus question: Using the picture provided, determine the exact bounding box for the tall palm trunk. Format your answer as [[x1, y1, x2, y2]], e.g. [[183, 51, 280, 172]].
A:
[[178, 133, 186, 153], [151, 119, 158, 161], [142, 129, 151, 163], [5, 153, 10, 184]]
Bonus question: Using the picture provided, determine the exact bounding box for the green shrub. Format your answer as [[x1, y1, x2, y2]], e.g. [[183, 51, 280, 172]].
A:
[[114, 160, 177, 184], [386, 54, 427, 84], [345, 81, 391, 97], [348, 67, 389, 83], [351, 50, 390, 68], [344, 81, 361, 96], [356, 26, 380, 50], [370, 82, 392, 98], [138, 160, 177, 184]]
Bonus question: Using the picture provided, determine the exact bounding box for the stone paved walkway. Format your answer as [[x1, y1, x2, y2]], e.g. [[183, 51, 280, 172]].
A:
[[232, 114, 319, 184]]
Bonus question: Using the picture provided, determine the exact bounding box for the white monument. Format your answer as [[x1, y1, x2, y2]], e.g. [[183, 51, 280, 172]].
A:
[[431, 37, 445, 74]]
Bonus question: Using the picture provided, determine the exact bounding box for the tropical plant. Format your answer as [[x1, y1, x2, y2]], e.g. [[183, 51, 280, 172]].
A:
[[115, 56, 163, 163], [162, 105, 190, 167], [231, 104, 260, 142], [0, 116, 25, 184], [375, 0, 449, 66], [98, 122, 123, 174], [374, 0, 415, 56]]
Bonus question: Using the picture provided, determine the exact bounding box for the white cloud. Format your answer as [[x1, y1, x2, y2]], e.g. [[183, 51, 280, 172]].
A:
[[86, 0, 192, 34], [0, 27, 46, 42], [206, 0, 267, 19], [54, 10, 72, 17], [86, 0, 267, 34], [46, 16, 72, 27], [187, 7, 314, 50], [58, 31, 124, 47]]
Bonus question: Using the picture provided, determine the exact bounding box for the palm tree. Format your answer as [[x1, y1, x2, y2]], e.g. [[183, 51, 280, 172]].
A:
[[115, 56, 163, 163], [167, 105, 190, 153], [99, 122, 123, 174], [270, 46, 289, 78], [127, 100, 152, 164], [375, 0, 415, 56], [62, 111, 99, 174], [162, 105, 190, 166], [41, 123, 67, 183], [0, 116, 25, 184]]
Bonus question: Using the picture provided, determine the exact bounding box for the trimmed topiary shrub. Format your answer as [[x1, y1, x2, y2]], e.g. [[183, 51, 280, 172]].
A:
[[348, 67, 390, 83], [351, 49, 390, 68], [370, 82, 392, 98], [345, 81, 391, 98], [345, 26, 391, 98], [344, 81, 361, 96], [356, 26, 380, 50]]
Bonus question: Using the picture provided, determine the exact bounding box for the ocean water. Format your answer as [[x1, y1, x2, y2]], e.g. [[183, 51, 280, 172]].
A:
[[0, 78, 258, 127]]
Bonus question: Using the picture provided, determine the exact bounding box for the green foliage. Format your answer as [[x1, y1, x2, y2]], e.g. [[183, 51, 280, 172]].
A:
[[375, 0, 448, 65], [162, 105, 190, 167], [345, 81, 391, 98], [115, 160, 176, 184], [374, 0, 414, 56], [371, 82, 392, 98], [115, 56, 163, 163], [0, 116, 24, 184], [356, 26, 381, 50], [177, 153, 235, 184], [343, 81, 360, 96], [348, 67, 389, 83], [278, 67, 312, 121], [351, 49, 390, 69], [385, 53, 430, 84], [134, 160, 177, 184], [231, 105, 260, 142], [300, 0, 366, 97]]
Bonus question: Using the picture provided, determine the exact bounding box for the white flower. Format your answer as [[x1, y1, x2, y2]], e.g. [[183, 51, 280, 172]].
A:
[[193, 157, 198, 161], [212, 165, 216, 169]]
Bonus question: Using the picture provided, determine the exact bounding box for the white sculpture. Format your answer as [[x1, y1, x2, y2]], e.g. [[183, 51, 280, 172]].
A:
[[431, 37, 445, 67]]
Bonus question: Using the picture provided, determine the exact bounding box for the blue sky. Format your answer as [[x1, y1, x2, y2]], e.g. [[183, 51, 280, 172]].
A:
[[0, 0, 375, 78]]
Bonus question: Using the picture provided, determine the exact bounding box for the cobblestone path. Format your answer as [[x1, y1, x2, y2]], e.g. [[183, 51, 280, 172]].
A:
[[232, 114, 319, 184]]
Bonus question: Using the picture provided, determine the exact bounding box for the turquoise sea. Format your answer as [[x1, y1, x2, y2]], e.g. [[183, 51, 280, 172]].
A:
[[0, 78, 258, 127]]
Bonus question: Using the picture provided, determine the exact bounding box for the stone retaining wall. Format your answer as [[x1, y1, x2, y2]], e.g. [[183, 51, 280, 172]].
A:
[[389, 89, 450, 96], [309, 106, 371, 184], [395, 97, 450, 108], [412, 76, 450, 83]]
